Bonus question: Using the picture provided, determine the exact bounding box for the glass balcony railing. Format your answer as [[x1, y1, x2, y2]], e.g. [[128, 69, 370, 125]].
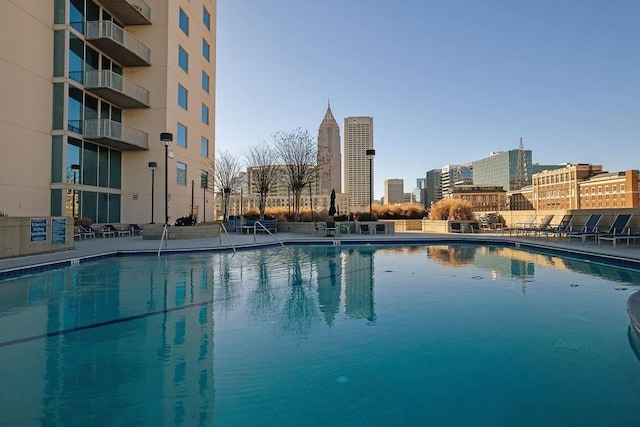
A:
[[84, 119, 149, 150], [85, 21, 150, 66], [85, 70, 150, 108]]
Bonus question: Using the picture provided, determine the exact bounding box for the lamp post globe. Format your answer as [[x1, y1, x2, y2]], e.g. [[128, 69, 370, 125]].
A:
[[148, 161, 157, 224], [160, 133, 173, 226]]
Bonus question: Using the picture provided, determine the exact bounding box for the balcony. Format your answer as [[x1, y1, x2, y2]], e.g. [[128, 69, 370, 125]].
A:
[[84, 119, 148, 151], [85, 70, 150, 108], [94, 0, 151, 26], [86, 21, 150, 67]]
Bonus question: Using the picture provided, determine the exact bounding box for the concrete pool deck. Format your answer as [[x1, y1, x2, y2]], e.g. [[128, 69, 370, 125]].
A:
[[3, 230, 640, 273], [2, 229, 640, 339]]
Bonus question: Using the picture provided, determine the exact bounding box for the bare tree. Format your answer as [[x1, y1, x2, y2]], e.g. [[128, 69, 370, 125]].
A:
[[207, 150, 243, 222], [273, 128, 318, 221], [246, 144, 279, 220]]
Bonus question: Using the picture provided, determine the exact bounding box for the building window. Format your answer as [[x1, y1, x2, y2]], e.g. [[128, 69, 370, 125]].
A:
[[177, 123, 187, 147], [202, 39, 210, 62], [179, 8, 189, 36], [203, 6, 211, 30], [201, 104, 209, 125], [178, 45, 188, 72], [178, 84, 188, 110], [201, 136, 209, 157], [202, 71, 209, 93], [177, 162, 187, 186]]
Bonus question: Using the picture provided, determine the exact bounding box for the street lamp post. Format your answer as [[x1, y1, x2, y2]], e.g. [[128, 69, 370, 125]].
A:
[[160, 132, 173, 226], [148, 161, 157, 224], [71, 164, 80, 218], [366, 149, 375, 218]]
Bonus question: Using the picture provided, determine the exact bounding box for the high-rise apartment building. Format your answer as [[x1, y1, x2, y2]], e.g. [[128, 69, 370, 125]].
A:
[[384, 179, 404, 205], [1, 1, 216, 224], [343, 116, 374, 212], [317, 103, 341, 195]]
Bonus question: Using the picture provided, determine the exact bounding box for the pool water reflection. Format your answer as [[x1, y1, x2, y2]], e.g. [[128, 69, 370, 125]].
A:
[[1, 244, 640, 426]]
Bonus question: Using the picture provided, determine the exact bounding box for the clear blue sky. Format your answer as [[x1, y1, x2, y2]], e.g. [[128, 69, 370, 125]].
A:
[[215, 0, 640, 199]]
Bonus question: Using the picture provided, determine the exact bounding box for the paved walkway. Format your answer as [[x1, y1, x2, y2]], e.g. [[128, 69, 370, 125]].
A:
[[3, 230, 640, 275]]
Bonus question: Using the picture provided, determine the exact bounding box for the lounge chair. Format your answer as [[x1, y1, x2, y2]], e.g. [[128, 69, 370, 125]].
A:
[[374, 223, 387, 234], [339, 222, 353, 235], [359, 223, 373, 235], [543, 214, 574, 241], [129, 224, 144, 236], [100, 224, 116, 237], [314, 222, 327, 235], [78, 224, 96, 239], [595, 215, 635, 247], [519, 214, 554, 237], [499, 214, 536, 236], [565, 214, 603, 243], [325, 221, 337, 237], [578, 214, 631, 244]]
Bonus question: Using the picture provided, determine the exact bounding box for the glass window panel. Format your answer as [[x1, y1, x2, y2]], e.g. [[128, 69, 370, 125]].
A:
[[202, 71, 209, 93], [201, 104, 209, 125], [54, 0, 65, 24], [178, 84, 188, 110], [178, 46, 188, 72], [97, 192, 109, 223], [67, 137, 82, 183], [69, 34, 84, 83], [53, 31, 65, 77], [70, 0, 84, 33], [52, 83, 65, 129], [51, 136, 63, 183], [108, 194, 121, 223], [203, 6, 211, 30], [83, 142, 98, 186], [202, 39, 210, 61], [179, 8, 189, 36], [99, 146, 109, 187], [201, 137, 208, 157], [82, 191, 97, 222], [51, 189, 63, 217], [86, 45, 99, 72], [112, 107, 122, 123], [86, 0, 99, 21], [101, 101, 110, 120], [85, 93, 98, 120], [177, 123, 187, 147], [68, 85, 83, 133], [177, 162, 187, 186], [109, 150, 121, 189]]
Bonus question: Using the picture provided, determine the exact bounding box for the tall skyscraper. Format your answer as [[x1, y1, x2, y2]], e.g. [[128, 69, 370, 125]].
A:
[[0, 1, 216, 224], [317, 103, 341, 194], [343, 116, 374, 212], [384, 179, 404, 204]]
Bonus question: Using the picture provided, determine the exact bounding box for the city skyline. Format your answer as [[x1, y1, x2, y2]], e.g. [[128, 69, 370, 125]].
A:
[[216, 1, 640, 199]]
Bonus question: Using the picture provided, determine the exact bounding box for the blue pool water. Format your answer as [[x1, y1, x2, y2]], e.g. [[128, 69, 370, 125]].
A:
[[1, 244, 640, 426]]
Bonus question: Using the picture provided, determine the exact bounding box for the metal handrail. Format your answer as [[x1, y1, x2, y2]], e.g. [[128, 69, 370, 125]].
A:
[[157, 224, 168, 256], [251, 221, 284, 247], [218, 223, 237, 254]]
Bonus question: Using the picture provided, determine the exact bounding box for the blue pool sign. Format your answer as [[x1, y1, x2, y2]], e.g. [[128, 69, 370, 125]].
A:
[[30, 218, 47, 242], [52, 218, 66, 245]]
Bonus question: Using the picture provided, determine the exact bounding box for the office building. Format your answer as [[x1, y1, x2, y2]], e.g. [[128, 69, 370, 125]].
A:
[[317, 103, 341, 195], [531, 164, 603, 210], [441, 164, 472, 195], [424, 169, 442, 208], [343, 116, 374, 212], [578, 169, 639, 209], [384, 179, 404, 205], [1, 1, 216, 224]]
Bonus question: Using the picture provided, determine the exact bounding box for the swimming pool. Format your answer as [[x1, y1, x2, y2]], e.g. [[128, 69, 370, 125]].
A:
[[1, 243, 639, 426]]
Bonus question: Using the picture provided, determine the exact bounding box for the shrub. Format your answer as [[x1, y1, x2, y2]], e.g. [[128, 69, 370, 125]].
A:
[[428, 199, 475, 220]]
